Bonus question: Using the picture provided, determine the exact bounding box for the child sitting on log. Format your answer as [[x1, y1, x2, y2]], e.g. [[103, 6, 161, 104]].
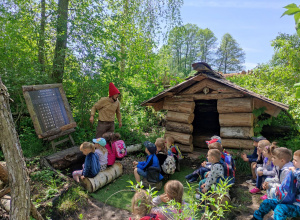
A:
[[129, 189, 159, 220], [132, 142, 163, 183], [165, 136, 183, 172], [72, 142, 100, 183], [103, 132, 116, 166], [151, 180, 191, 220], [92, 137, 108, 171]]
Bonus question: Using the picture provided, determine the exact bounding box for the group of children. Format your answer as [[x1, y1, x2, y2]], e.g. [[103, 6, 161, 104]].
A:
[[72, 132, 122, 182], [132, 136, 182, 184], [130, 180, 190, 220], [73, 132, 300, 220], [239, 136, 300, 220]]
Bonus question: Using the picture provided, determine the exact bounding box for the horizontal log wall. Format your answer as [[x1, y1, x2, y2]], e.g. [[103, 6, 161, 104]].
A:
[[175, 143, 193, 153], [165, 121, 193, 134], [220, 127, 253, 139], [221, 139, 253, 149], [219, 113, 254, 127], [165, 131, 193, 145], [166, 111, 194, 124], [163, 101, 195, 113], [217, 98, 253, 113]]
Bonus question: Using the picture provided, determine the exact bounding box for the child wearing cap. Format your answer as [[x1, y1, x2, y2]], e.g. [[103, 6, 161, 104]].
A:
[[241, 136, 266, 185], [93, 137, 108, 171], [132, 142, 163, 183], [185, 136, 223, 183]]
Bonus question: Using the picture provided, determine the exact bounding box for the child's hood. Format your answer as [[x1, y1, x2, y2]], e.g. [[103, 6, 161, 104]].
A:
[[281, 161, 294, 170]]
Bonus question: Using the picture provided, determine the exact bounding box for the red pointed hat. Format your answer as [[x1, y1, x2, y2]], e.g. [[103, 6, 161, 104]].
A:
[[109, 82, 120, 97]]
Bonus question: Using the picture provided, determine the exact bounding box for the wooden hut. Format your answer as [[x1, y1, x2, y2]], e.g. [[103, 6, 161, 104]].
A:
[[141, 62, 289, 153]]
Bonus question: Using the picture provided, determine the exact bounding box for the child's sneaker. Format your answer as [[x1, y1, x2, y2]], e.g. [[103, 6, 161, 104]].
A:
[[260, 194, 268, 200], [195, 194, 201, 200], [249, 187, 261, 194]]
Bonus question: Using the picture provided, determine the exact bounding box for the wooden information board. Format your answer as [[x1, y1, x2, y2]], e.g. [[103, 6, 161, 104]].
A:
[[22, 84, 76, 150]]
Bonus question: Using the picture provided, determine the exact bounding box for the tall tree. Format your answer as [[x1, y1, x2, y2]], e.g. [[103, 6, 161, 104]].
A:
[[167, 24, 201, 76], [0, 77, 30, 219], [38, 0, 46, 74], [52, 0, 69, 83], [215, 33, 245, 74], [198, 28, 217, 64]]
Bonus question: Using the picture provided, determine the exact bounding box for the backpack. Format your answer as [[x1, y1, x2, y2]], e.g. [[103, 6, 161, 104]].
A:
[[161, 155, 176, 175], [217, 159, 235, 185], [223, 152, 236, 177], [171, 145, 184, 160], [112, 140, 127, 159], [139, 214, 160, 220], [275, 170, 297, 204]]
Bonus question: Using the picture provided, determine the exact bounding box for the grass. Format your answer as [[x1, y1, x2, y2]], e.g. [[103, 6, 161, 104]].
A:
[[90, 165, 194, 211]]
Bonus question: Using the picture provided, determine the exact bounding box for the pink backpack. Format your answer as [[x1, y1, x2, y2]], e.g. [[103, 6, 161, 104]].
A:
[[112, 140, 127, 159]]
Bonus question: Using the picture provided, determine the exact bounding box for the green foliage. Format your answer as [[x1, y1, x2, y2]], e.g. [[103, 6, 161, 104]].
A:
[[57, 186, 88, 214], [282, 3, 300, 36], [252, 107, 272, 136], [215, 33, 245, 73], [295, 82, 300, 98]]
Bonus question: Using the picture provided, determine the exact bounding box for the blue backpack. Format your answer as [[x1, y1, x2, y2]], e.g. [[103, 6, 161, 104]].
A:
[[275, 170, 297, 204], [217, 159, 235, 185]]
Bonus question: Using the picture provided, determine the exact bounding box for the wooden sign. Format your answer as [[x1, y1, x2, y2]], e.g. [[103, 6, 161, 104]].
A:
[[22, 84, 76, 148]]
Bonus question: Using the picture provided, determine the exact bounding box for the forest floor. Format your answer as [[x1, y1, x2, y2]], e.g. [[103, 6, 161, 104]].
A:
[[1, 154, 300, 220]]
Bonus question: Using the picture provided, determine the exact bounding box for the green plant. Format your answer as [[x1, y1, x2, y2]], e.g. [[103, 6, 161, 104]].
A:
[[57, 186, 88, 214], [252, 107, 272, 135]]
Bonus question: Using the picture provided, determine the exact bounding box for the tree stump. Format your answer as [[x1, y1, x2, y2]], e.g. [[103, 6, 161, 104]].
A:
[[80, 162, 123, 192]]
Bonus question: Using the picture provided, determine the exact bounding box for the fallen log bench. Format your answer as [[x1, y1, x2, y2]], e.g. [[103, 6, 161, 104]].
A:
[[80, 162, 123, 193]]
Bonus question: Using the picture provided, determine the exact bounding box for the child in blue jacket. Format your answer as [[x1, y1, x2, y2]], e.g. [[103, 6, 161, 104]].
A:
[[72, 142, 101, 182], [251, 149, 299, 220], [133, 141, 163, 183]]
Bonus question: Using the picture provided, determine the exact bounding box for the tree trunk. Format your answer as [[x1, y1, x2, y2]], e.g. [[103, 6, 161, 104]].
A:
[[52, 0, 69, 83], [0, 77, 31, 219], [38, 0, 46, 74]]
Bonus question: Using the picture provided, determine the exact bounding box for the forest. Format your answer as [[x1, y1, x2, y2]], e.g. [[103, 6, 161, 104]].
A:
[[0, 0, 300, 219]]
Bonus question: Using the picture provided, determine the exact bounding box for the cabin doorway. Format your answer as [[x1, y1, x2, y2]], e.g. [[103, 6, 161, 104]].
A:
[[192, 100, 220, 149]]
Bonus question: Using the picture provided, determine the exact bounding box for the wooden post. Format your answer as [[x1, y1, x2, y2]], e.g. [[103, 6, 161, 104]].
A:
[[222, 139, 253, 149]]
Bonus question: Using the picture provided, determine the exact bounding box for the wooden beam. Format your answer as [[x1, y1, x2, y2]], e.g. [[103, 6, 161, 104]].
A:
[[163, 101, 195, 113], [220, 127, 254, 139], [22, 83, 62, 92], [175, 143, 193, 153], [222, 139, 253, 149], [166, 111, 195, 124], [182, 79, 238, 94], [165, 121, 193, 134], [164, 96, 194, 102], [219, 113, 254, 127], [153, 100, 164, 111], [180, 93, 244, 100], [193, 75, 207, 81], [217, 98, 253, 113], [253, 98, 282, 117], [164, 131, 193, 145]]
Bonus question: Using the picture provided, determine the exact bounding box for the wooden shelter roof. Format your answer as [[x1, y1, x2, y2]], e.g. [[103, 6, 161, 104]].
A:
[[141, 62, 289, 111]]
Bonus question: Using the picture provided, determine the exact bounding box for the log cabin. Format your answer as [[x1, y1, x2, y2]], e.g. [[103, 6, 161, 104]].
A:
[[141, 62, 289, 153]]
